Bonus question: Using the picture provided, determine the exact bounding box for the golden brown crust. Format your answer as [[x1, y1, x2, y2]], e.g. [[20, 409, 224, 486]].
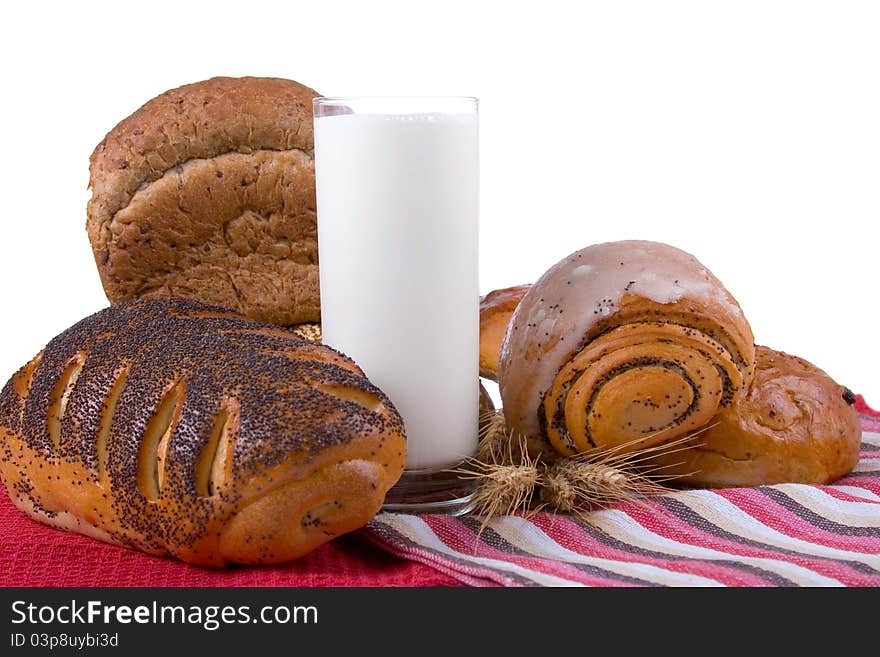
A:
[[0, 298, 405, 566], [479, 285, 530, 380], [646, 346, 861, 487], [87, 77, 321, 325]]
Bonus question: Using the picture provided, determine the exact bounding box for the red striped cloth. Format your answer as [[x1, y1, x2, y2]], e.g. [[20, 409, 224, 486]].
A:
[[1, 399, 877, 587], [363, 396, 880, 587]]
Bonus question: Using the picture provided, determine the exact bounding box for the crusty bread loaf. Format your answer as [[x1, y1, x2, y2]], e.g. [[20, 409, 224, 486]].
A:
[[645, 346, 861, 487], [87, 77, 321, 325], [0, 298, 405, 566]]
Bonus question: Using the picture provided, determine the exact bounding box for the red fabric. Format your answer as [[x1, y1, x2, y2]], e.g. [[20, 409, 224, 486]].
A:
[[3, 398, 877, 588], [856, 393, 879, 418], [0, 490, 461, 586], [363, 409, 880, 587]]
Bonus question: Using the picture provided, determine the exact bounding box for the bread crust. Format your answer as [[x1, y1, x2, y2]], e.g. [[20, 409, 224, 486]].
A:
[[646, 346, 861, 487], [480, 285, 530, 380], [0, 298, 406, 566], [87, 77, 321, 324]]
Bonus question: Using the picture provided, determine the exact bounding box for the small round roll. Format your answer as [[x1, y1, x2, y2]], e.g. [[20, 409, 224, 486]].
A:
[[499, 241, 756, 459], [645, 346, 861, 487], [480, 285, 530, 380]]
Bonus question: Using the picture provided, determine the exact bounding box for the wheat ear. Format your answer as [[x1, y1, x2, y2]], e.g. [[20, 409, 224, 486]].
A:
[[454, 430, 541, 535], [461, 409, 706, 522]]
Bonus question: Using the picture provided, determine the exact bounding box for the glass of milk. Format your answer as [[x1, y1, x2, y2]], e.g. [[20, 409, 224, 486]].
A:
[[313, 97, 479, 514]]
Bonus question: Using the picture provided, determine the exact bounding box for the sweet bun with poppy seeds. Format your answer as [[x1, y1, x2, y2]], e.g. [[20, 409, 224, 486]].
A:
[[644, 346, 861, 487], [0, 298, 406, 566], [498, 241, 756, 460]]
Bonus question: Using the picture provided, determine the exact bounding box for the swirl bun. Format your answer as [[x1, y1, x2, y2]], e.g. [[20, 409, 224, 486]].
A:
[[645, 347, 861, 487], [499, 241, 756, 458]]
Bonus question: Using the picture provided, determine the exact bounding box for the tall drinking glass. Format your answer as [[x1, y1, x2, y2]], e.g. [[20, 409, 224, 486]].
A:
[[313, 97, 479, 514]]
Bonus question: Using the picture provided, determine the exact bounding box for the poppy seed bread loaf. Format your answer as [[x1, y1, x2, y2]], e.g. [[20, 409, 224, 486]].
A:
[[87, 77, 321, 325], [0, 298, 406, 566]]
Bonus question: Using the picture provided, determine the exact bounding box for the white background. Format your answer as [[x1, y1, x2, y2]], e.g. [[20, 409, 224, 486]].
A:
[[2, 1, 878, 400]]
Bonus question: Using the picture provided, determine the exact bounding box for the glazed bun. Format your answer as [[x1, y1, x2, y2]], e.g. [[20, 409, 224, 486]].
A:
[[646, 347, 861, 487], [499, 240, 756, 459]]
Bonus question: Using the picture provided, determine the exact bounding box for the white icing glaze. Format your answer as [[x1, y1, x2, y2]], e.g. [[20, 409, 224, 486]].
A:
[[498, 240, 746, 439]]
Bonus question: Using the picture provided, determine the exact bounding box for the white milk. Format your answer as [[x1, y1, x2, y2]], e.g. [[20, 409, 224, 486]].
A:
[[314, 110, 479, 470]]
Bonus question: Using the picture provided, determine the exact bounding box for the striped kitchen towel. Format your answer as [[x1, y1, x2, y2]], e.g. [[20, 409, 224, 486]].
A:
[[364, 396, 880, 586]]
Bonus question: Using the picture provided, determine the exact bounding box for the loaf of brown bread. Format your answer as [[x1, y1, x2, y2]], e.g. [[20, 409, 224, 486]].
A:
[[0, 298, 405, 566], [87, 77, 321, 325]]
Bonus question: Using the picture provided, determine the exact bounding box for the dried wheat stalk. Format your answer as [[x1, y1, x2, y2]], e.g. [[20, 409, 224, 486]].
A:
[[459, 409, 706, 522]]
